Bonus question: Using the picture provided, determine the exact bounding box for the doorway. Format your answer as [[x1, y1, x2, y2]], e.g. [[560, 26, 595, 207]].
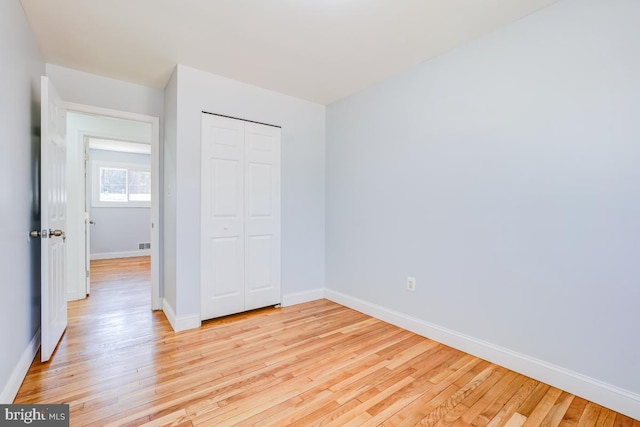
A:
[[65, 104, 160, 310]]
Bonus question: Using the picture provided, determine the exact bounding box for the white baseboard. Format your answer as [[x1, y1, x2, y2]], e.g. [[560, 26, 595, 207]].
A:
[[162, 298, 201, 332], [324, 289, 640, 421], [91, 250, 150, 260], [0, 328, 40, 404], [281, 288, 324, 307], [67, 290, 86, 302]]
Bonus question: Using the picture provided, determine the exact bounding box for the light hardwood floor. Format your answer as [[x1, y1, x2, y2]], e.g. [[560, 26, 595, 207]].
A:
[[15, 257, 639, 426]]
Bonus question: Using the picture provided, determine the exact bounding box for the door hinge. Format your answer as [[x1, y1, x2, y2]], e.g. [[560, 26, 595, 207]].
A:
[[86, 270, 90, 278]]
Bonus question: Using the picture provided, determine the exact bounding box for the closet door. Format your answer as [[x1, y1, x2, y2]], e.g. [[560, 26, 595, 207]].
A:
[[244, 123, 281, 311], [201, 114, 282, 321], [201, 115, 246, 319]]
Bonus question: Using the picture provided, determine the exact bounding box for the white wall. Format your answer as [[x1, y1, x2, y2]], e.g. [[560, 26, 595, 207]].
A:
[[46, 65, 165, 119], [326, 0, 640, 418], [165, 65, 325, 328], [88, 149, 151, 258], [0, 0, 45, 403]]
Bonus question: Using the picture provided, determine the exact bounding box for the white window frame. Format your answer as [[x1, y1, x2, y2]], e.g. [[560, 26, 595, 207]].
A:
[[92, 160, 151, 208]]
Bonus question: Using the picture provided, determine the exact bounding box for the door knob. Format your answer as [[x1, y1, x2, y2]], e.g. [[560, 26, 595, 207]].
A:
[[30, 230, 43, 238], [49, 229, 64, 238]]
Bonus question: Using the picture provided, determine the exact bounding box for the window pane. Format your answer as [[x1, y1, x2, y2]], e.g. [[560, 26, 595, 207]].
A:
[[128, 169, 151, 201], [100, 167, 127, 202]]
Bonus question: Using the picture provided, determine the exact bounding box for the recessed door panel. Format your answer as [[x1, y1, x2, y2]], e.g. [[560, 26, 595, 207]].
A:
[[201, 236, 244, 320], [213, 127, 241, 148], [211, 237, 243, 297], [248, 132, 275, 155], [212, 159, 241, 218], [246, 235, 272, 293], [248, 163, 272, 218]]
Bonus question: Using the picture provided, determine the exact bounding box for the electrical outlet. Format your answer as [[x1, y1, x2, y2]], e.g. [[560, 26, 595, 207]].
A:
[[406, 276, 416, 292]]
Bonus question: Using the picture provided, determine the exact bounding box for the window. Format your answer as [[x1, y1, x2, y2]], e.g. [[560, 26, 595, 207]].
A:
[[92, 161, 151, 207]]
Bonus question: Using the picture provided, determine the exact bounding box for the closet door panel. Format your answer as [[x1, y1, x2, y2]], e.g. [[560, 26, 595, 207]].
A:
[[245, 123, 281, 311], [201, 115, 245, 320]]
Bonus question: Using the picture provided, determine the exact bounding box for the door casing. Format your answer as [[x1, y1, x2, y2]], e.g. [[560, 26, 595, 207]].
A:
[[65, 102, 161, 310]]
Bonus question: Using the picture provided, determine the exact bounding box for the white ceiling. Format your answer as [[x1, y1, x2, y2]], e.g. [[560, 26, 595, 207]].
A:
[[20, 0, 557, 105]]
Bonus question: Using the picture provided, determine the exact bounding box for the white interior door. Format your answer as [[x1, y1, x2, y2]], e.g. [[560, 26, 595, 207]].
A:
[[201, 115, 246, 319], [40, 76, 68, 362], [244, 123, 281, 311]]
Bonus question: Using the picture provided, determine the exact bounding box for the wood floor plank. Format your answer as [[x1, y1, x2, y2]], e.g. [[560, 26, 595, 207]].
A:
[[470, 374, 529, 426], [12, 256, 638, 426], [418, 365, 499, 426], [442, 369, 518, 426], [504, 413, 528, 427], [375, 359, 486, 426], [539, 391, 574, 427], [598, 408, 620, 427], [322, 376, 416, 427], [577, 402, 603, 426], [559, 396, 590, 427], [522, 387, 563, 426], [614, 413, 636, 427], [518, 382, 552, 418]]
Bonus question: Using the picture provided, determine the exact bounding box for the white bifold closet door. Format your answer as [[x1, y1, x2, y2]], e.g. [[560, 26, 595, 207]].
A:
[[201, 113, 281, 321]]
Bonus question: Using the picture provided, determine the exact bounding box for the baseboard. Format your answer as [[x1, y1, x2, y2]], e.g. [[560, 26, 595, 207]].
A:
[[162, 299, 201, 332], [91, 250, 151, 260], [0, 328, 40, 404], [67, 290, 86, 302], [281, 288, 324, 307], [324, 289, 640, 421]]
